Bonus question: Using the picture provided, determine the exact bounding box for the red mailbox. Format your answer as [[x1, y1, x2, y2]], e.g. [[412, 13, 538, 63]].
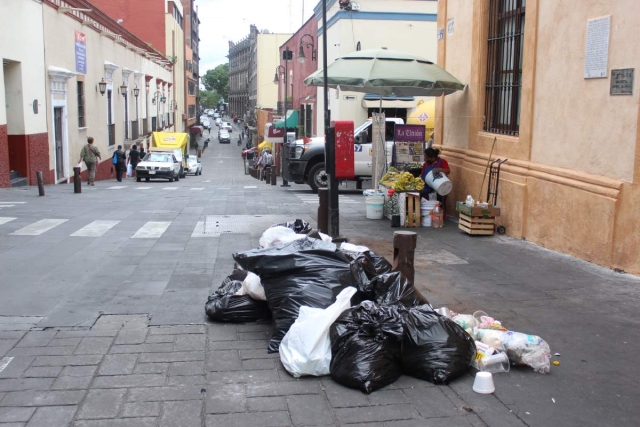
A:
[[332, 120, 354, 180]]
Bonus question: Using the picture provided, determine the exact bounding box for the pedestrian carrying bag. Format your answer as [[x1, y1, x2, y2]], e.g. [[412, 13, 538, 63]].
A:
[[112, 153, 118, 165]]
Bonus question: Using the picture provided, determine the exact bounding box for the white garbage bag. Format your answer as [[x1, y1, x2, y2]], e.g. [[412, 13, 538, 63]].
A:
[[259, 226, 306, 249], [126, 164, 133, 177], [235, 272, 266, 301], [280, 287, 357, 378]]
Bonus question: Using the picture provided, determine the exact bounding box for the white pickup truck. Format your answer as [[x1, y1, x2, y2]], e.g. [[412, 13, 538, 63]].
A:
[[283, 118, 404, 192]]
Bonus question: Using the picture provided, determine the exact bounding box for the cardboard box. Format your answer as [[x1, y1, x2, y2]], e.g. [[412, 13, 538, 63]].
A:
[[456, 201, 500, 217]]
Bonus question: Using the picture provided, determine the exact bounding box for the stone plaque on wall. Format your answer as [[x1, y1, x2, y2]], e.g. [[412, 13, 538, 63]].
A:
[[610, 69, 634, 95], [584, 16, 610, 79]]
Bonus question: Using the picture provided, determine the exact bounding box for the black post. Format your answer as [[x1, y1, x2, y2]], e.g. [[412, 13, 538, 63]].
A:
[[317, 188, 328, 234], [281, 47, 290, 187], [73, 167, 81, 194], [270, 167, 277, 185], [36, 171, 45, 197], [321, 0, 338, 237]]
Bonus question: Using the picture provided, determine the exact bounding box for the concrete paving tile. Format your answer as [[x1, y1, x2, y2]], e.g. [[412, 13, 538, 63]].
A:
[[60, 366, 97, 377], [134, 363, 169, 375], [22, 366, 63, 378], [207, 369, 279, 384], [241, 359, 275, 371], [15, 332, 56, 348], [72, 418, 157, 427], [238, 348, 278, 359], [237, 331, 269, 341], [287, 394, 335, 426], [31, 355, 103, 367], [126, 386, 205, 402], [74, 337, 115, 355], [246, 381, 322, 397], [114, 330, 148, 345], [166, 375, 206, 386], [92, 374, 165, 388], [47, 338, 82, 347], [0, 390, 86, 407], [50, 376, 92, 390], [76, 389, 126, 420], [403, 387, 461, 419], [97, 354, 137, 376], [173, 335, 206, 351], [205, 351, 242, 372], [144, 335, 176, 344], [367, 389, 409, 406], [0, 358, 35, 379], [247, 397, 287, 412], [109, 344, 174, 354], [0, 407, 36, 422], [137, 351, 204, 363], [0, 378, 55, 392], [321, 381, 369, 408], [334, 404, 420, 424], [8, 346, 76, 357], [384, 417, 475, 427], [26, 405, 76, 427], [169, 361, 204, 376], [210, 340, 269, 351], [120, 402, 161, 418], [159, 400, 203, 427], [205, 383, 246, 414], [205, 411, 291, 427]]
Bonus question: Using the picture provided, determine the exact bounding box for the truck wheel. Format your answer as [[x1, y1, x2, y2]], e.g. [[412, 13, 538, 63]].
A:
[[175, 173, 180, 182], [308, 162, 328, 193]]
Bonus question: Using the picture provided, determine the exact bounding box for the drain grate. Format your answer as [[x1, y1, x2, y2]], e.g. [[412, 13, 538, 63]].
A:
[[199, 215, 310, 236]]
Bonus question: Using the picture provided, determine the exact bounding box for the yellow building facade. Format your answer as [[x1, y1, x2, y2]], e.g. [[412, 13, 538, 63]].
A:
[[436, 0, 640, 274]]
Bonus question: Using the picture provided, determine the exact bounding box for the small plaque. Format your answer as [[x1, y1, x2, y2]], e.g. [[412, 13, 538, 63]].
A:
[[610, 68, 634, 95], [437, 28, 444, 41]]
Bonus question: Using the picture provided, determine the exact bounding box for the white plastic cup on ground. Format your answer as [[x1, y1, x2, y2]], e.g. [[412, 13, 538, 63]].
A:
[[472, 372, 495, 394], [479, 352, 510, 374]]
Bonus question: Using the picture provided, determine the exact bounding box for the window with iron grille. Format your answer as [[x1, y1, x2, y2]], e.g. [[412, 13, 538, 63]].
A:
[[484, 0, 526, 136], [77, 81, 85, 127], [188, 104, 196, 119], [188, 81, 196, 96], [305, 104, 313, 137]]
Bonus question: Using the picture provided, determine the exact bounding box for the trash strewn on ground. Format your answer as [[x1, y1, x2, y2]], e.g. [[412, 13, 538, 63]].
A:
[[204, 218, 553, 394]]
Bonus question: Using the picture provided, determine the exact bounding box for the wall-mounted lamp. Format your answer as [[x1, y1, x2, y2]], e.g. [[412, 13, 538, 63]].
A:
[[161, 95, 167, 104], [119, 82, 128, 96], [133, 85, 140, 98], [97, 78, 107, 96], [273, 65, 285, 85], [298, 34, 316, 64]]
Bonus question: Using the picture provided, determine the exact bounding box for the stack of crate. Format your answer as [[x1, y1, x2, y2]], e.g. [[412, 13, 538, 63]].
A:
[[456, 202, 500, 235]]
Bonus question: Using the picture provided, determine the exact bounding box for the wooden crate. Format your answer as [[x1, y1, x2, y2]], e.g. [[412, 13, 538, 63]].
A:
[[458, 212, 495, 236], [404, 193, 421, 228]]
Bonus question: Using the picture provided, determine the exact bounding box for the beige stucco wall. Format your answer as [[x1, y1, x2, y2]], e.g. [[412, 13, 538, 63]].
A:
[[531, 1, 640, 183], [437, 0, 640, 275], [316, 0, 438, 134], [257, 33, 292, 110], [42, 6, 172, 181], [0, 0, 47, 134]]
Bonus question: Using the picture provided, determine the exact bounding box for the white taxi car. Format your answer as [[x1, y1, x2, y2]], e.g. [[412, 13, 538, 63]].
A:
[[136, 152, 181, 182]]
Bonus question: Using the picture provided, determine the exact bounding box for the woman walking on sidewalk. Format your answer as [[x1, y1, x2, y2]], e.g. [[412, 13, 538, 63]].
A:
[[78, 136, 101, 186], [113, 145, 127, 182]]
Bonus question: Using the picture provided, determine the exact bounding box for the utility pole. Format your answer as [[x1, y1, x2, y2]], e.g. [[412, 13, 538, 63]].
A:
[[281, 47, 292, 187]]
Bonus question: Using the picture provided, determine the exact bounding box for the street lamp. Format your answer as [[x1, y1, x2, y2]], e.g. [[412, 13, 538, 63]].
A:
[[98, 78, 107, 96], [119, 82, 128, 96], [120, 83, 129, 139], [152, 91, 164, 130], [297, 34, 316, 64], [133, 84, 140, 98]]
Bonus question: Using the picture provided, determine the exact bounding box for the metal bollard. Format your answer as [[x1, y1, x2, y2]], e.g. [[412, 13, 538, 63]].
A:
[[317, 188, 329, 234], [392, 231, 417, 285], [73, 167, 81, 194], [264, 168, 271, 184], [36, 171, 45, 196], [270, 167, 277, 185]]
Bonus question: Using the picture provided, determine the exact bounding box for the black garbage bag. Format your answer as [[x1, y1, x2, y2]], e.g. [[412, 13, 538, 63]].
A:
[[401, 305, 476, 384], [233, 238, 356, 352], [340, 248, 393, 280], [330, 301, 405, 394], [205, 270, 272, 323], [370, 271, 430, 308], [272, 219, 311, 234]]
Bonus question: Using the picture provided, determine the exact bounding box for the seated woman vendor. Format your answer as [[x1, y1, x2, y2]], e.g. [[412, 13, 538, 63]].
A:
[[420, 147, 450, 200]]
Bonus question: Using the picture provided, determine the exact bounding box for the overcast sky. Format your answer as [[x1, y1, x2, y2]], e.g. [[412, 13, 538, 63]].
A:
[[197, 0, 316, 75]]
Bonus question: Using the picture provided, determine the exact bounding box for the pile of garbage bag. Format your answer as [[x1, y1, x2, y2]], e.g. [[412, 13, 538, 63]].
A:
[[204, 218, 552, 394]]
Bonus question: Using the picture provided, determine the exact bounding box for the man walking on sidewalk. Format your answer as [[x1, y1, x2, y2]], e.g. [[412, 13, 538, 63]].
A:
[[113, 145, 127, 182], [78, 136, 101, 186]]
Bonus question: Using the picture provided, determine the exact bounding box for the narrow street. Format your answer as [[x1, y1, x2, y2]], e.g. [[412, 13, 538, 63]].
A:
[[0, 120, 639, 426]]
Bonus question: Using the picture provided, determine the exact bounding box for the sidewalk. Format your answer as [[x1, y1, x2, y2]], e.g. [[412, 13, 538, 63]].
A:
[[0, 141, 638, 426]]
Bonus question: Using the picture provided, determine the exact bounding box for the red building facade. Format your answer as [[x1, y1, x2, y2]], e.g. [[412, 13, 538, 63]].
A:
[[278, 17, 319, 137]]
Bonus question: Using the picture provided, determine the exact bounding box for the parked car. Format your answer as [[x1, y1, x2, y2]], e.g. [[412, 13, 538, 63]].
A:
[[215, 117, 222, 126], [218, 130, 231, 144], [185, 155, 202, 175], [221, 122, 232, 132], [135, 152, 181, 182], [213, 112, 221, 119]]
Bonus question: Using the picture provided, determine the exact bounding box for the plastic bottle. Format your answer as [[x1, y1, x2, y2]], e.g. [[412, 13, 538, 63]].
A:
[[432, 203, 444, 228]]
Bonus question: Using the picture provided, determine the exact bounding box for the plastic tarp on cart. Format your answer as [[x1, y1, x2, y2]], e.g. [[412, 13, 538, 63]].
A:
[[152, 132, 189, 151]]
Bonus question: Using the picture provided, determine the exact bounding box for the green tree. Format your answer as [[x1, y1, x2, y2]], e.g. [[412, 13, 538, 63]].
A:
[[202, 63, 229, 100], [200, 90, 221, 109]]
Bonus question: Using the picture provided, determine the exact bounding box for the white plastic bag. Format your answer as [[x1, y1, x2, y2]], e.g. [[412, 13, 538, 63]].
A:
[[339, 242, 370, 252], [235, 272, 266, 301], [126, 164, 133, 177], [476, 329, 551, 374], [280, 287, 357, 377], [259, 226, 306, 249]]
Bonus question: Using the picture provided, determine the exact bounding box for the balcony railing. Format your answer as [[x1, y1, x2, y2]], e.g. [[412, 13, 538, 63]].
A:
[[108, 124, 115, 146], [132, 120, 139, 140]]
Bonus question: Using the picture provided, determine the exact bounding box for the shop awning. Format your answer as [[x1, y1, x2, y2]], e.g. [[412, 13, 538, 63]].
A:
[[273, 110, 299, 129], [361, 93, 417, 109]]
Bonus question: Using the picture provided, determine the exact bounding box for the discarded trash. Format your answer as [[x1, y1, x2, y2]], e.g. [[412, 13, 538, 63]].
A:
[[478, 352, 510, 374], [554, 353, 561, 357], [280, 287, 357, 378], [552, 398, 556, 403], [553, 361, 560, 366], [272, 219, 311, 234], [401, 305, 477, 384], [371, 271, 430, 308], [235, 272, 266, 301], [434, 307, 452, 318], [477, 329, 552, 374], [473, 341, 497, 370], [330, 301, 405, 394], [234, 238, 354, 353], [259, 226, 306, 248], [473, 311, 507, 330], [472, 371, 495, 394], [205, 270, 272, 323], [452, 314, 478, 332]]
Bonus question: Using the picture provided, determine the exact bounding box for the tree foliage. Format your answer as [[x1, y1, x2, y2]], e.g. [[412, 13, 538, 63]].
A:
[[202, 63, 229, 100], [200, 90, 221, 109]]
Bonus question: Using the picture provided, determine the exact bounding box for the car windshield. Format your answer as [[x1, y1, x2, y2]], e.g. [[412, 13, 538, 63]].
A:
[[146, 153, 172, 163], [188, 158, 197, 164]]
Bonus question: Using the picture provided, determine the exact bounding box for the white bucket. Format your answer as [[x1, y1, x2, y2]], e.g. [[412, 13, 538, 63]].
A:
[[421, 215, 432, 227], [365, 196, 385, 219], [425, 170, 453, 196]]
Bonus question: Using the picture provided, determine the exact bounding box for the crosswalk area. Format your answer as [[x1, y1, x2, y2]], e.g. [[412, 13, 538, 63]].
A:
[[292, 192, 361, 205], [0, 202, 26, 211], [108, 186, 206, 191]]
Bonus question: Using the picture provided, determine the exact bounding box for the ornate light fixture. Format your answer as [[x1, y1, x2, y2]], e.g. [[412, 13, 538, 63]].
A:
[[119, 82, 128, 96], [98, 78, 107, 96], [133, 84, 140, 98], [298, 34, 316, 64]]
